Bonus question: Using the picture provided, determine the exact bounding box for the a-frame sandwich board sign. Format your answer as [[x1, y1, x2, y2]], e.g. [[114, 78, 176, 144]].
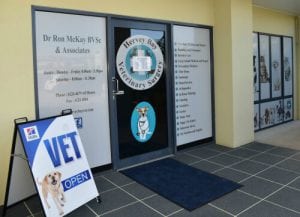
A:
[[3, 117, 37, 217], [3, 114, 99, 217]]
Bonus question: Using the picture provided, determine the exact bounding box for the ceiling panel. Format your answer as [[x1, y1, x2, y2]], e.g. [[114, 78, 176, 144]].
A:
[[253, 0, 300, 16]]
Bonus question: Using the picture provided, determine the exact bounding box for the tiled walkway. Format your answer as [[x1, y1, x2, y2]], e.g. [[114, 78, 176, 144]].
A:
[[3, 142, 300, 217]]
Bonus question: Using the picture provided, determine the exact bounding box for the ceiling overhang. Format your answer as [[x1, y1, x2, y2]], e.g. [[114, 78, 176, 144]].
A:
[[253, 0, 300, 16]]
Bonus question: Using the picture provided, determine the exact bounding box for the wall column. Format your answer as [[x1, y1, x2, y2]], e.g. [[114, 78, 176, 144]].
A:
[[214, 0, 254, 147]]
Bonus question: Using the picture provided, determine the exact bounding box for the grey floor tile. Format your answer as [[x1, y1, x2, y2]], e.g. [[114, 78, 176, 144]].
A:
[[266, 147, 298, 157], [191, 160, 223, 173], [209, 154, 243, 166], [169, 204, 232, 217], [103, 172, 133, 186], [211, 191, 259, 215], [187, 148, 220, 159], [142, 195, 181, 216], [250, 153, 284, 165], [3, 202, 31, 217], [87, 188, 136, 214], [93, 169, 115, 178], [257, 167, 299, 185], [179, 144, 208, 153], [238, 201, 300, 217], [214, 168, 250, 182], [94, 176, 116, 193], [33, 209, 96, 217], [101, 202, 163, 217], [242, 142, 275, 152], [291, 153, 300, 161], [32, 212, 45, 217], [121, 182, 156, 199], [240, 176, 282, 198], [66, 205, 95, 217], [25, 196, 42, 214], [288, 177, 300, 190], [267, 187, 300, 212], [172, 153, 200, 165], [227, 148, 259, 159], [205, 144, 233, 153], [276, 159, 300, 174], [231, 160, 268, 175]]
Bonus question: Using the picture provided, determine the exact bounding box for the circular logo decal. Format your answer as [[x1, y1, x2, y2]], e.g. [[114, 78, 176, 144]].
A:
[[116, 35, 164, 90], [131, 101, 156, 142]]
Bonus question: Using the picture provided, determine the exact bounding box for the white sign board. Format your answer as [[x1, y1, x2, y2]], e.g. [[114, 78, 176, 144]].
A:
[[17, 115, 99, 217], [34, 11, 111, 167], [173, 25, 212, 146]]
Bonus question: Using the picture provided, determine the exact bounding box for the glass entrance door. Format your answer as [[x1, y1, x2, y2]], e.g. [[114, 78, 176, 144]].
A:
[[110, 19, 173, 169]]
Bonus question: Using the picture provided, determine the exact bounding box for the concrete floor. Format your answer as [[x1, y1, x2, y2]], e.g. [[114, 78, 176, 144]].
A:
[[255, 121, 300, 150]]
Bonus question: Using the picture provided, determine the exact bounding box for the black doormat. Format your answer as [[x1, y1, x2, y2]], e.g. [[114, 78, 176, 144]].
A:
[[121, 158, 242, 211]]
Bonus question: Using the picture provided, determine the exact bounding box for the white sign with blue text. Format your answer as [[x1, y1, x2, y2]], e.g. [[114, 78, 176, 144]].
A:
[[173, 25, 212, 146], [18, 115, 98, 217]]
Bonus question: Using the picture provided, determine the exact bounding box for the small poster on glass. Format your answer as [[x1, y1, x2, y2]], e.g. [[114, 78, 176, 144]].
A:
[[254, 104, 259, 130], [260, 100, 284, 129], [283, 37, 293, 96], [271, 36, 282, 98], [253, 33, 259, 101], [284, 98, 293, 121], [259, 35, 271, 100]]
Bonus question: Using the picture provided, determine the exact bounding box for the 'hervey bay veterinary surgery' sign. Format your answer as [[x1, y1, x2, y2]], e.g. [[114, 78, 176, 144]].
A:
[[18, 115, 98, 217], [116, 35, 164, 90]]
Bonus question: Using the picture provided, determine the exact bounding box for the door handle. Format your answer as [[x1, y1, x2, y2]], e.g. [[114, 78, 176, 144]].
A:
[[112, 77, 124, 99]]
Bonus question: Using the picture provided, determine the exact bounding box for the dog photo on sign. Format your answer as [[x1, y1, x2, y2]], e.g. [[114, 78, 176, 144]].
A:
[[136, 106, 151, 140], [131, 101, 156, 143], [37, 171, 66, 216]]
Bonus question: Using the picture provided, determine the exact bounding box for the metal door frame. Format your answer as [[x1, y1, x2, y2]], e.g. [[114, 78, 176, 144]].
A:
[[107, 18, 175, 169]]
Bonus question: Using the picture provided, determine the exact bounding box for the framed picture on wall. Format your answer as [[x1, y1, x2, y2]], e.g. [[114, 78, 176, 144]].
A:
[[270, 36, 282, 98], [284, 98, 293, 121], [283, 37, 293, 96], [260, 100, 284, 129], [253, 33, 259, 101], [259, 34, 271, 100]]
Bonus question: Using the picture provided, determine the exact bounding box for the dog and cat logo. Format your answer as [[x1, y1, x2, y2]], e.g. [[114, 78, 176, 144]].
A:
[[24, 126, 40, 141], [116, 35, 164, 90], [131, 101, 156, 142]]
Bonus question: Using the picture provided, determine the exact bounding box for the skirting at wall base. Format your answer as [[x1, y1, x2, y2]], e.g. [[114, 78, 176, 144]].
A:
[[177, 138, 214, 151], [0, 205, 3, 216], [91, 164, 113, 174]]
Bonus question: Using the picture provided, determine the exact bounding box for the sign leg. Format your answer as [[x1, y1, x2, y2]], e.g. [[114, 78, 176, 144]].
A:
[[96, 195, 102, 204]]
